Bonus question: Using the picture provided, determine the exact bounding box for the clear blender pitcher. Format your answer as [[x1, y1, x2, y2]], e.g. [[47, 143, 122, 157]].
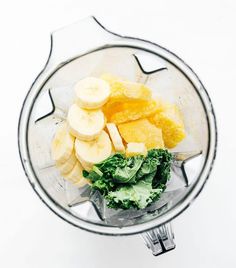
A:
[[18, 17, 217, 256]]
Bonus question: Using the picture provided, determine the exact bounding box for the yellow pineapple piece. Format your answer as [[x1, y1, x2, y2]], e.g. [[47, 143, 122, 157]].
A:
[[101, 73, 152, 103], [101, 73, 126, 103], [118, 119, 164, 149], [101, 74, 161, 123], [109, 100, 161, 124], [150, 103, 186, 148], [102, 101, 124, 122]]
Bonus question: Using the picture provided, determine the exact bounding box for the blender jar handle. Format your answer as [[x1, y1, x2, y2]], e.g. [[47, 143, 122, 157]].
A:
[[141, 222, 175, 256], [47, 16, 119, 69]]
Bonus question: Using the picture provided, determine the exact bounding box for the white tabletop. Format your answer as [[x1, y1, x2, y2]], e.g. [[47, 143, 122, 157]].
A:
[[1, 0, 236, 267]]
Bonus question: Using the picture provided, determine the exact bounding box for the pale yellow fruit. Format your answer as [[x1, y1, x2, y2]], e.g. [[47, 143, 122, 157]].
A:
[[109, 100, 159, 124], [118, 119, 164, 149], [75, 77, 110, 109], [63, 161, 90, 187], [51, 123, 74, 164], [75, 176, 91, 188], [106, 123, 125, 153], [78, 158, 92, 171], [150, 103, 186, 148], [56, 150, 77, 174], [67, 104, 105, 141], [126, 142, 147, 157], [101, 73, 152, 103], [75, 130, 112, 166]]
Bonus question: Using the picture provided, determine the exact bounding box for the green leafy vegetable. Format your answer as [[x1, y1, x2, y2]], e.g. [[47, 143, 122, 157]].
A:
[[83, 149, 173, 210], [113, 155, 144, 183], [107, 172, 165, 209], [149, 149, 173, 188]]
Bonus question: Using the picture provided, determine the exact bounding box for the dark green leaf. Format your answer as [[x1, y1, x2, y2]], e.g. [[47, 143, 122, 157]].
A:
[[113, 155, 144, 183], [83, 149, 173, 210]]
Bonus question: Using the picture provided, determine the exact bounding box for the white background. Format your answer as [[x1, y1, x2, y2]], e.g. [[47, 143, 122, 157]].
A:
[[1, 0, 236, 267]]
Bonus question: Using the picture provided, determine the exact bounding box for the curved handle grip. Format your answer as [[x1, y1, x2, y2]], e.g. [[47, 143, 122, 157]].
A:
[[141, 222, 175, 256], [47, 16, 120, 68]]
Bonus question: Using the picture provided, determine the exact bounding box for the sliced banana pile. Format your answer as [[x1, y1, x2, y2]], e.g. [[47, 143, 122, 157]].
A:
[[51, 77, 126, 187]]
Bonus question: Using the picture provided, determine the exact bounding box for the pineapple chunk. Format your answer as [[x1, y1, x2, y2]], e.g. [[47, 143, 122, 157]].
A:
[[150, 103, 186, 148], [118, 119, 164, 149], [126, 142, 147, 157], [101, 74, 163, 124], [102, 101, 124, 122], [108, 100, 160, 124], [101, 73, 152, 103]]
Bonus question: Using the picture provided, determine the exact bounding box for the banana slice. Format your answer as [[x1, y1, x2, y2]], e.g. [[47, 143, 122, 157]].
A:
[[75, 77, 111, 109], [67, 104, 105, 141], [106, 123, 125, 153], [51, 123, 75, 164], [75, 130, 112, 166], [56, 150, 77, 174], [78, 158, 92, 171], [63, 161, 90, 187], [75, 176, 91, 188]]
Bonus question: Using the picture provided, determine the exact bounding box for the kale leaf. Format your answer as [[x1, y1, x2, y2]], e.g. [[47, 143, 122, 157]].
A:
[[84, 149, 173, 210], [150, 149, 173, 188], [113, 155, 144, 183], [106, 174, 165, 209]]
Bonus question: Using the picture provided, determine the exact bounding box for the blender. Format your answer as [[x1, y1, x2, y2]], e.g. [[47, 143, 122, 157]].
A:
[[18, 17, 217, 256]]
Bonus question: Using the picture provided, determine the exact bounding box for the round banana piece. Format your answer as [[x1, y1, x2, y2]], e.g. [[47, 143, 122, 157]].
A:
[[51, 123, 75, 164], [56, 150, 77, 174], [75, 77, 110, 109], [78, 158, 92, 171], [63, 161, 90, 187], [75, 130, 112, 167], [75, 176, 91, 188], [67, 104, 105, 141]]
